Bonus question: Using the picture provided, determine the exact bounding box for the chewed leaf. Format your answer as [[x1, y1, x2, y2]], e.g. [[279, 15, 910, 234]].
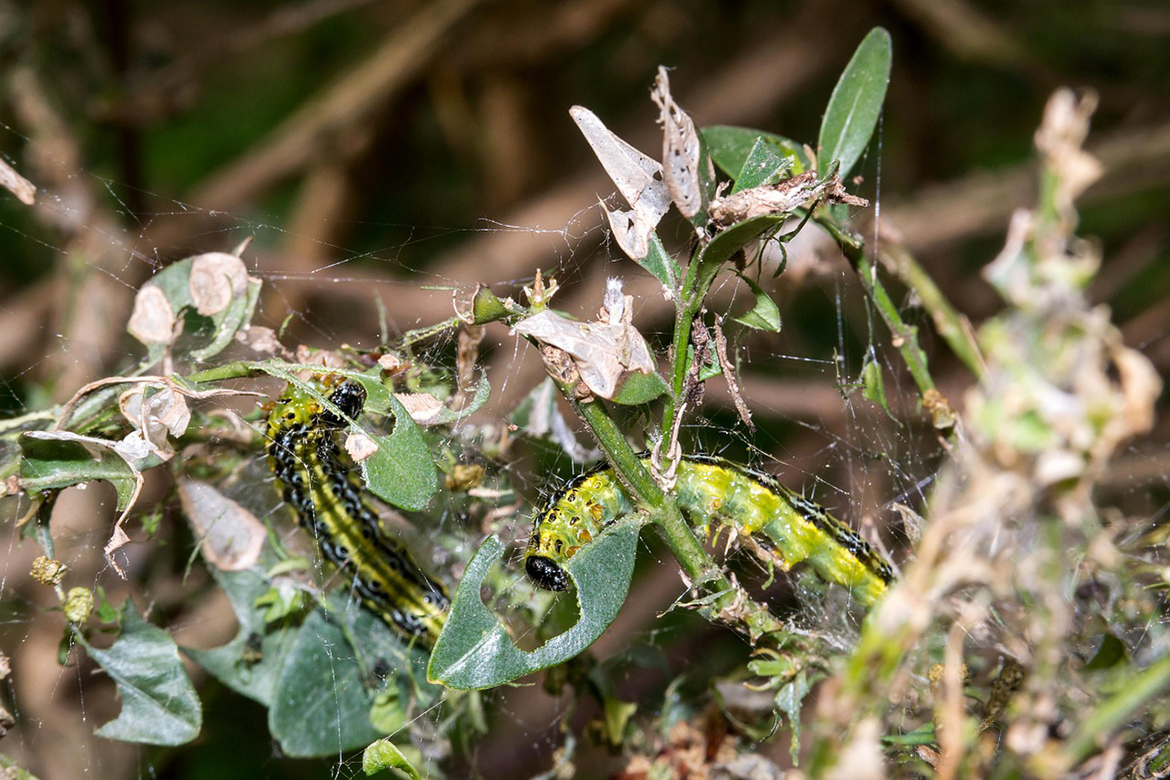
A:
[[127, 252, 261, 361], [84, 601, 202, 746], [651, 67, 714, 226], [268, 609, 383, 756], [183, 565, 290, 706], [19, 430, 146, 575], [428, 521, 642, 690], [358, 391, 438, 512], [571, 105, 669, 257]]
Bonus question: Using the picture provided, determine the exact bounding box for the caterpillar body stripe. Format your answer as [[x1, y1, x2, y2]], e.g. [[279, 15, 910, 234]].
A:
[[525, 454, 894, 605], [267, 378, 449, 646]]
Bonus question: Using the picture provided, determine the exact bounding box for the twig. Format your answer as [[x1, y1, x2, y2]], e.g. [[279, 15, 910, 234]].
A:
[[713, 314, 754, 430]]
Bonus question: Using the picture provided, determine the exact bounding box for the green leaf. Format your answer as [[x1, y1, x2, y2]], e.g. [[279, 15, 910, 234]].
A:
[[860, 351, 892, 417], [732, 138, 793, 194], [701, 126, 809, 178], [267, 595, 431, 759], [471, 285, 509, 324], [732, 274, 782, 332], [190, 564, 434, 758], [882, 722, 937, 746], [363, 738, 423, 779], [95, 586, 120, 625], [18, 433, 139, 509], [775, 671, 812, 765], [268, 609, 384, 756], [82, 601, 202, 746], [428, 521, 642, 690], [638, 233, 681, 292], [184, 566, 298, 707], [818, 27, 892, 180], [1085, 632, 1128, 671], [360, 392, 439, 511], [610, 369, 669, 406], [256, 580, 313, 624]]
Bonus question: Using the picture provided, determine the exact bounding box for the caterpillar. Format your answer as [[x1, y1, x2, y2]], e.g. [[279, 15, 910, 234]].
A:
[[266, 377, 449, 646], [525, 453, 895, 606]]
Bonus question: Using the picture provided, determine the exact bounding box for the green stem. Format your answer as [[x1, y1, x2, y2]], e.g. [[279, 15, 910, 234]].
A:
[[569, 393, 715, 587], [878, 243, 984, 379], [185, 360, 259, 385], [571, 395, 663, 509], [661, 249, 718, 445], [818, 217, 942, 403]]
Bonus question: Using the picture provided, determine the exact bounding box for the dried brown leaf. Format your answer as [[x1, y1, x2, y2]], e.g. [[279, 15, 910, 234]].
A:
[[178, 478, 266, 571], [189, 252, 251, 316], [651, 66, 709, 221], [127, 284, 176, 345], [513, 279, 657, 399]]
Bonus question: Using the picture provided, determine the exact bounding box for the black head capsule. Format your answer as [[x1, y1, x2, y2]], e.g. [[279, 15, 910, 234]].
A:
[[319, 381, 368, 429], [526, 555, 569, 592]]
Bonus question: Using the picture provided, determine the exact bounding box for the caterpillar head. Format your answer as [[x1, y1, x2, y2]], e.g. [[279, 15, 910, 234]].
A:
[[525, 554, 569, 592], [266, 377, 367, 433], [317, 381, 367, 429]]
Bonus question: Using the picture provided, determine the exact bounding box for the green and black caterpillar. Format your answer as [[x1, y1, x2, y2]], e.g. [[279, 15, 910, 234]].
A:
[[525, 453, 895, 605], [266, 376, 449, 646]]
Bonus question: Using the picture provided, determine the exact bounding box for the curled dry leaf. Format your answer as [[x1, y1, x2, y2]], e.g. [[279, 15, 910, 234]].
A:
[[708, 171, 869, 227], [570, 105, 669, 261], [651, 66, 710, 222], [189, 252, 251, 316], [119, 385, 192, 462], [178, 478, 265, 571], [1035, 90, 1103, 217], [378, 353, 407, 374], [513, 279, 657, 400], [127, 285, 175, 346], [294, 344, 347, 369]]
